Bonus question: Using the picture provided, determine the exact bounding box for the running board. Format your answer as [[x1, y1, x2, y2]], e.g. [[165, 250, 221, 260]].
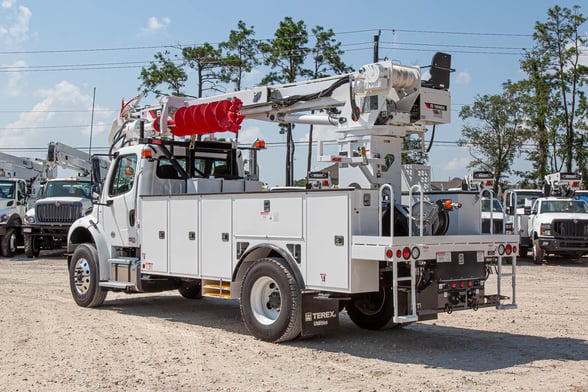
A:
[[393, 315, 418, 323]]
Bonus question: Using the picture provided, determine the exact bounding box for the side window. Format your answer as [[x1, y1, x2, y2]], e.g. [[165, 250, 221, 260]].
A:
[[109, 154, 137, 197]]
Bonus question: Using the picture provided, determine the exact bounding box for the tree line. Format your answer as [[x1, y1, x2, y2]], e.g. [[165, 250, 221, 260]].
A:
[[458, 5, 587, 191], [138, 7, 587, 189]]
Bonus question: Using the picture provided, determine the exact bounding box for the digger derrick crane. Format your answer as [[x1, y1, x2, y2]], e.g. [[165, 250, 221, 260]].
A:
[[67, 53, 518, 343]]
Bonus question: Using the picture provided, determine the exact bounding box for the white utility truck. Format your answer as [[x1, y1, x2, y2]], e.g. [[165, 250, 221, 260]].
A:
[[67, 53, 518, 342], [504, 188, 544, 257], [23, 142, 109, 257], [0, 152, 54, 256], [528, 172, 588, 264]]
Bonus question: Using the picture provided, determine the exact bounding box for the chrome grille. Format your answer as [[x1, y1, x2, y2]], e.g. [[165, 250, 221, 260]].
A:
[[553, 219, 588, 237], [36, 201, 83, 223]]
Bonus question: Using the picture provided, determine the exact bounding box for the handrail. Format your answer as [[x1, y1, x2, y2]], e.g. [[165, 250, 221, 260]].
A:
[[379, 183, 394, 237], [408, 184, 424, 236]]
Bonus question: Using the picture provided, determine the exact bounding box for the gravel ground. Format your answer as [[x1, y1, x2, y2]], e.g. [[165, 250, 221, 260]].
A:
[[0, 251, 587, 391]]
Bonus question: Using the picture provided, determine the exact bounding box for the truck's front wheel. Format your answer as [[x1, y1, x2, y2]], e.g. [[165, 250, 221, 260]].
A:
[[1, 228, 17, 257], [69, 243, 107, 307], [24, 235, 40, 258], [533, 238, 545, 265], [240, 258, 301, 343], [345, 286, 398, 330]]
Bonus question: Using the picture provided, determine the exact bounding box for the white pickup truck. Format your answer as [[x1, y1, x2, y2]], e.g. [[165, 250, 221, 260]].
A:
[[528, 197, 588, 263]]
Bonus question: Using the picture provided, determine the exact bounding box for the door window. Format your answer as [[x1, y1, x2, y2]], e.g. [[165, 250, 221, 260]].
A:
[[109, 154, 137, 197]]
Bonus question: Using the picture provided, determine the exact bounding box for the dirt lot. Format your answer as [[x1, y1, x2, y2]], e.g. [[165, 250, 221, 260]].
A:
[[0, 252, 586, 392]]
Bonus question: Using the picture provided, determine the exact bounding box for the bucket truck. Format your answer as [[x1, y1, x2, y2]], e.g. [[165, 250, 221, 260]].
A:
[[0, 152, 54, 256], [22, 142, 109, 257], [527, 172, 588, 263], [66, 53, 518, 342]]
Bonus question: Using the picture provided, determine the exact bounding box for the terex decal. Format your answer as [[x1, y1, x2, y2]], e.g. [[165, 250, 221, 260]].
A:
[[300, 293, 339, 336]]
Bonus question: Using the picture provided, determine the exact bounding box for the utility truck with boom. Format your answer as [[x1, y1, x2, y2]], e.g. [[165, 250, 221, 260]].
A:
[[0, 152, 54, 256], [23, 142, 109, 257], [528, 172, 588, 264], [67, 53, 518, 342]]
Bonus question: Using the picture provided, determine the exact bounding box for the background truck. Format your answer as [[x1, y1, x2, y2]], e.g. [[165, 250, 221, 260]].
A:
[[0, 152, 54, 256], [67, 53, 518, 342], [504, 188, 544, 256], [528, 172, 588, 264], [22, 142, 109, 257]]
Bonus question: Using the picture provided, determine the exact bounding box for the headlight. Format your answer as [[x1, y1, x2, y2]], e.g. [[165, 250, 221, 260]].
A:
[[540, 223, 552, 236], [24, 214, 36, 224]]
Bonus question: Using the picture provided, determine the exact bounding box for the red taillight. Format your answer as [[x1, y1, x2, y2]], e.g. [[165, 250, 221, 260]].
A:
[[467, 280, 473, 287], [512, 245, 517, 255], [505, 244, 512, 255], [396, 249, 402, 258], [386, 249, 393, 258], [322, 180, 329, 186], [450, 282, 457, 289], [573, 181, 579, 187], [459, 281, 465, 288], [141, 149, 152, 158], [403, 247, 411, 260]]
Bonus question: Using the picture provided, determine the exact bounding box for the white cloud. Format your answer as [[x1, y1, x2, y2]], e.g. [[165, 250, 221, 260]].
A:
[[454, 71, 472, 85], [0, 81, 112, 152], [4, 59, 26, 96], [140, 16, 170, 34], [298, 124, 338, 143], [0, 1, 31, 43], [238, 125, 265, 144]]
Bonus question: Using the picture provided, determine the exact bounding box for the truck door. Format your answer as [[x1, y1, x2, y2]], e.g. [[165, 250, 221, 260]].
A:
[[100, 154, 138, 247]]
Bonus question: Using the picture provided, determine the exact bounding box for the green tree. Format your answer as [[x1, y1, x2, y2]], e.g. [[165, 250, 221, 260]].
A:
[[182, 43, 224, 98], [522, 5, 587, 177], [219, 20, 260, 91], [138, 50, 187, 97], [260, 17, 311, 185], [458, 81, 530, 192]]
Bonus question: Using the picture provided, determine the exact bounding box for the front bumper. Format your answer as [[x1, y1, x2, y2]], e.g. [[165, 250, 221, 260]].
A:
[[536, 237, 588, 253], [22, 224, 70, 238]]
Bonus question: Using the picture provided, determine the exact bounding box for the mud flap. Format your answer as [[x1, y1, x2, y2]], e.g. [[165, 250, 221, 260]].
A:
[[300, 293, 340, 337]]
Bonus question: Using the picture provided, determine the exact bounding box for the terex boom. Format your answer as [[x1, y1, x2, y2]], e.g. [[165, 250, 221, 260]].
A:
[[67, 53, 518, 342]]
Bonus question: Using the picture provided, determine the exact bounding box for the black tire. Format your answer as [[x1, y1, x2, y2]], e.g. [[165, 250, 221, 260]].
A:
[[240, 257, 301, 343], [532, 238, 545, 265], [24, 235, 41, 258], [178, 281, 202, 299], [345, 286, 399, 330], [69, 243, 107, 307], [1, 228, 18, 257]]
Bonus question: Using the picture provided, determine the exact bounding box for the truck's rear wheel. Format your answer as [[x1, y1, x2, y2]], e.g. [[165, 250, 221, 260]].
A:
[[69, 243, 107, 307], [240, 257, 301, 342], [345, 286, 398, 330], [1, 228, 17, 257], [24, 235, 40, 258], [532, 238, 545, 265]]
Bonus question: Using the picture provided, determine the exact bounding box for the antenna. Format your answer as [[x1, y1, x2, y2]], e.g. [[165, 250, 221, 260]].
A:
[[89, 87, 96, 156]]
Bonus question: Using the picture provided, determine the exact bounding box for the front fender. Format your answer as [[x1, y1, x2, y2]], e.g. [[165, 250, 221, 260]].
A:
[[67, 215, 112, 281]]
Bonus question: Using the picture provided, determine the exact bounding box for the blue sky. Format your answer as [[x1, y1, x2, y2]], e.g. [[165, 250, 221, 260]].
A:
[[0, 0, 586, 186]]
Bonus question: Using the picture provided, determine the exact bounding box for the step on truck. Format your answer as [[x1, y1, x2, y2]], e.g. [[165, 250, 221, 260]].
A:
[[67, 52, 518, 342]]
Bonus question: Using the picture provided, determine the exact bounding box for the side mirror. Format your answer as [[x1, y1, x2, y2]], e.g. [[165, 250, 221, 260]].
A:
[[529, 208, 537, 215]]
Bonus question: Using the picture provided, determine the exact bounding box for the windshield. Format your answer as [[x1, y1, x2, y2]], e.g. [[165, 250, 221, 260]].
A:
[[540, 200, 588, 213], [0, 181, 15, 199], [481, 199, 504, 213], [44, 181, 91, 198], [516, 192, 543, 208]]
